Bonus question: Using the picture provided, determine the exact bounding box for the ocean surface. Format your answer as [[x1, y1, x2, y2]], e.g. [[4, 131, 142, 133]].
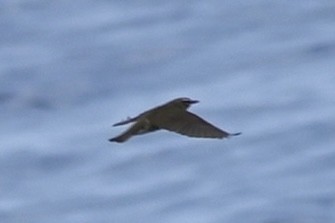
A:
[[1, 1, 335, 222]]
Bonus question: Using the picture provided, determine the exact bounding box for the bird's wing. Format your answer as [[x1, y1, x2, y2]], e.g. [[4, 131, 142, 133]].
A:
[[157, 111, 231, 139], [112, 117, 137, 126]]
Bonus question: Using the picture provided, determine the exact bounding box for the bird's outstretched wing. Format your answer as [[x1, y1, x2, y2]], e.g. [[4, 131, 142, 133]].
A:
[[112, 117, 137, 126], [157, 111, 239, 139]]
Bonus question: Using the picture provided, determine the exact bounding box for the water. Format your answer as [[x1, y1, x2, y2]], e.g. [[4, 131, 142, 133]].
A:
[[1, 1, 335, 222]]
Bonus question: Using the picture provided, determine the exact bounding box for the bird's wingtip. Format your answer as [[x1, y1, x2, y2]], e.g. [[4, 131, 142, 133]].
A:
[[230, 132, 242, 136], [112, 117, 136, 127]]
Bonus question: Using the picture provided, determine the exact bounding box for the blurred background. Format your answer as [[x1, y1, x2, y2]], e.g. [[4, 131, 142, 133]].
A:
[[1, 0, 335, 222]]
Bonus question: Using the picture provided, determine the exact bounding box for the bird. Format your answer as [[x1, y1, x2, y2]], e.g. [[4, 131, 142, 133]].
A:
[[109, 97, 241, 143]]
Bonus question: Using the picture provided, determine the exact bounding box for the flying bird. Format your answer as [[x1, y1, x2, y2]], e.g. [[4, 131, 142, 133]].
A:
[[109, 97, 241, 143]]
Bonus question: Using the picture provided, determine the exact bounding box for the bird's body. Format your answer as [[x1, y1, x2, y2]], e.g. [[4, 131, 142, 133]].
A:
[[109, 97, 241, 143]]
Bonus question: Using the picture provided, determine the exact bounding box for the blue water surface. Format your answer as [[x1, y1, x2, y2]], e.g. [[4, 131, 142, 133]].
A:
[[1, 1, 335, 223]]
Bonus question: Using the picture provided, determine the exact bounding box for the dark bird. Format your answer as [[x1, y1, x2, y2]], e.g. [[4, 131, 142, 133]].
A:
[[109, 97, 241, 143]]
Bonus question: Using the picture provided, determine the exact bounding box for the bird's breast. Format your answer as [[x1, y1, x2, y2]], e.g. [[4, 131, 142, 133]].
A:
[[136, 118, 159, 135]]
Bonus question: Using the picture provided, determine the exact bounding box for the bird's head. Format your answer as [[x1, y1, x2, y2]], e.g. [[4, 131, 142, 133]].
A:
[[170, 97, 199, 109]]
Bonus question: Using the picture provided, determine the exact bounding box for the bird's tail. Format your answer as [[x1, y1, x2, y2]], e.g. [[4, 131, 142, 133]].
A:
[[109, 132, 132, 143], [109, 121, 144, 143]]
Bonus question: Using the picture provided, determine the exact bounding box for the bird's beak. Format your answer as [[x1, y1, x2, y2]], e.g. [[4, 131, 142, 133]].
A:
[[189, 100, 199, 104]]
